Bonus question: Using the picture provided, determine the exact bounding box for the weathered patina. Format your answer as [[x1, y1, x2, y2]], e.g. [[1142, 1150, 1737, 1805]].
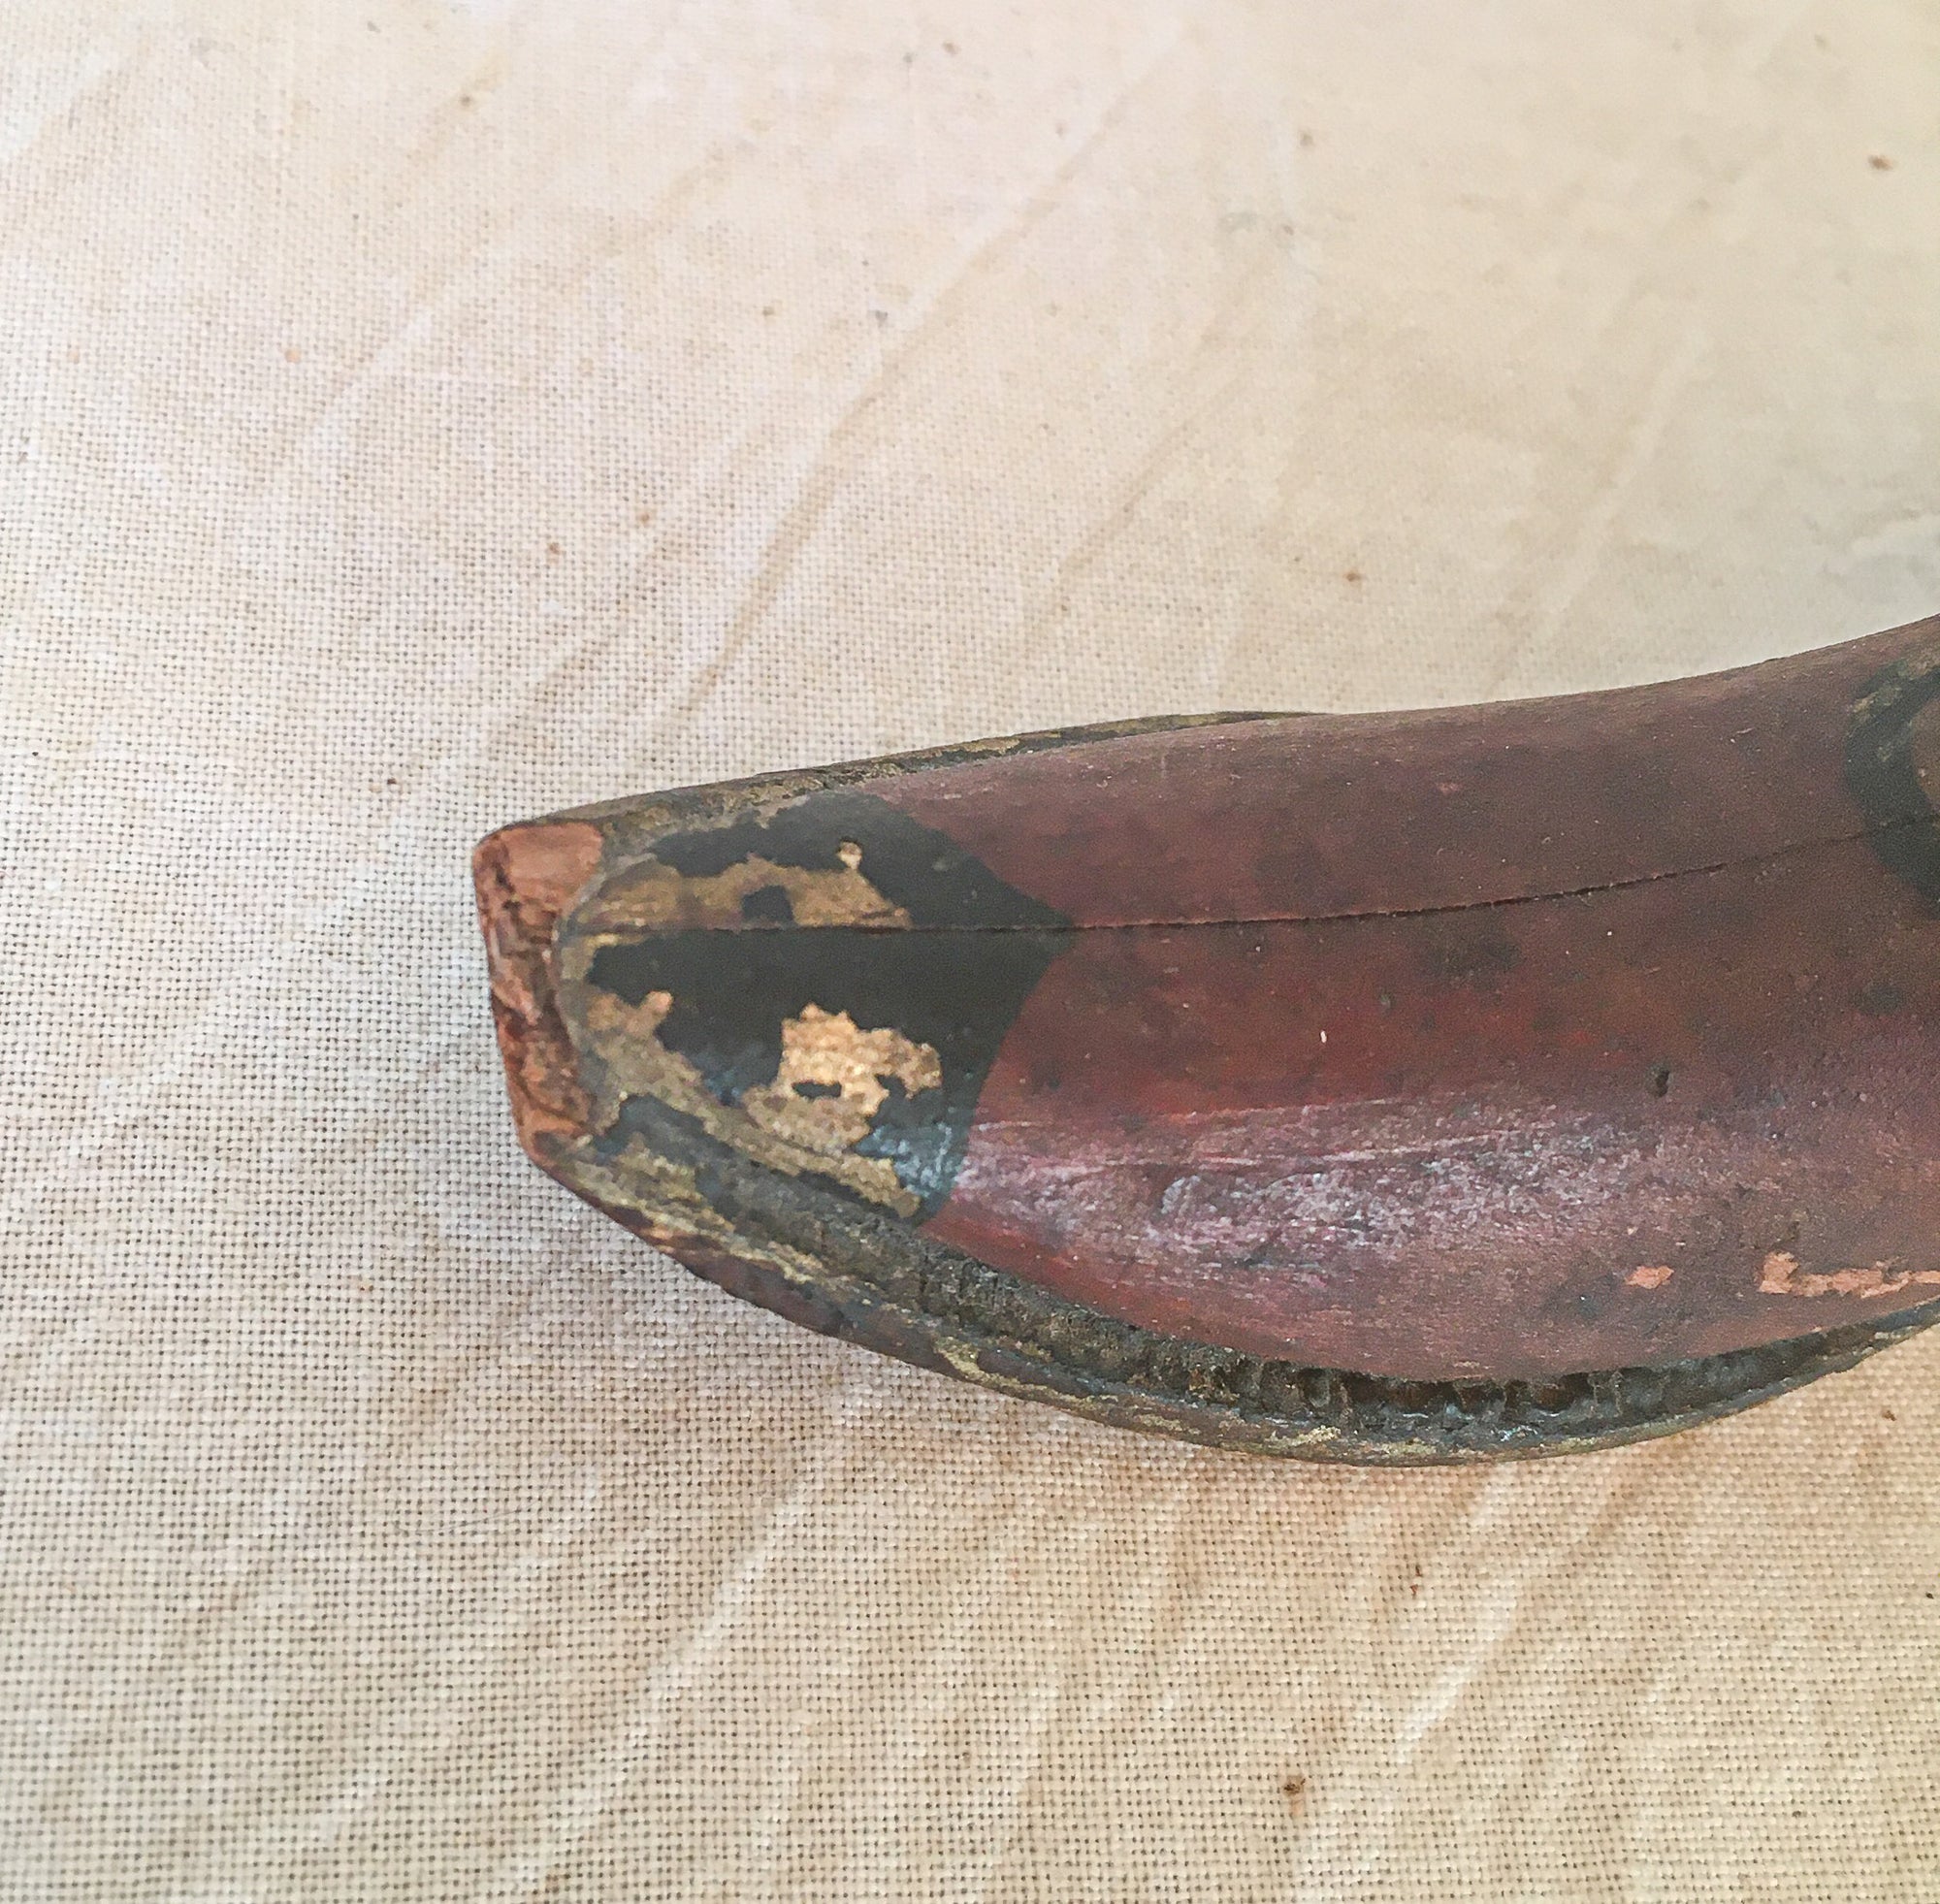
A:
[[476, 619, 1940, 1460]]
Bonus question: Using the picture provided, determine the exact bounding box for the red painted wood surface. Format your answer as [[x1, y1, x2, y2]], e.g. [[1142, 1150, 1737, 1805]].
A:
[[484, 614, 1940, 1396], [872, 624, 1908, 926], [893, 620, 1940, 1376], [925, 840, 1940, 1377]]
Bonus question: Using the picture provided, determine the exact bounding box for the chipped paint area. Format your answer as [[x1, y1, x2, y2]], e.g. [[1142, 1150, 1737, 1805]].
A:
[[551, 830, 947, 1215], [1760, 1250, 1940, 1300], [740, 1006, 941, 1157], [549, 791, 1070, 1225], [573, 985, 932, 1216], [1627, 1264, 1674, 1289], [577, 985, 688, 1109], [575, 851, 910, 933], [470, 819, 604, 1154]]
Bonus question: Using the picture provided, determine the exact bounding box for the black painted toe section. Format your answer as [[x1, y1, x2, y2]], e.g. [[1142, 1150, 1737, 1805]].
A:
[[585, 789, 1071, 1215]]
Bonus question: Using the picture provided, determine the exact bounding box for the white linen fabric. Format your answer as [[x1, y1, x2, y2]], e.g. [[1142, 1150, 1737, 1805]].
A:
[[3, 3, 1938, 1897]]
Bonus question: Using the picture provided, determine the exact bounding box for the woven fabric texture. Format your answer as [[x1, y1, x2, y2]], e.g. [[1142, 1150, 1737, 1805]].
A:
[[4, 2, 1938, 1898]]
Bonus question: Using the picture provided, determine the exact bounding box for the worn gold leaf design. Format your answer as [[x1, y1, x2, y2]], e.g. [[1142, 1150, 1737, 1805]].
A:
[[573, 990, 938, 1217], [576, 853, 910, 933], [740, 1006, 942, 1158]]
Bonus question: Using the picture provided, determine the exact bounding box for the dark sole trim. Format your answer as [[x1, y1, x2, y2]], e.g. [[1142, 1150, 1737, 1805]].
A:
[[569, 1090, 1940, 1463]]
